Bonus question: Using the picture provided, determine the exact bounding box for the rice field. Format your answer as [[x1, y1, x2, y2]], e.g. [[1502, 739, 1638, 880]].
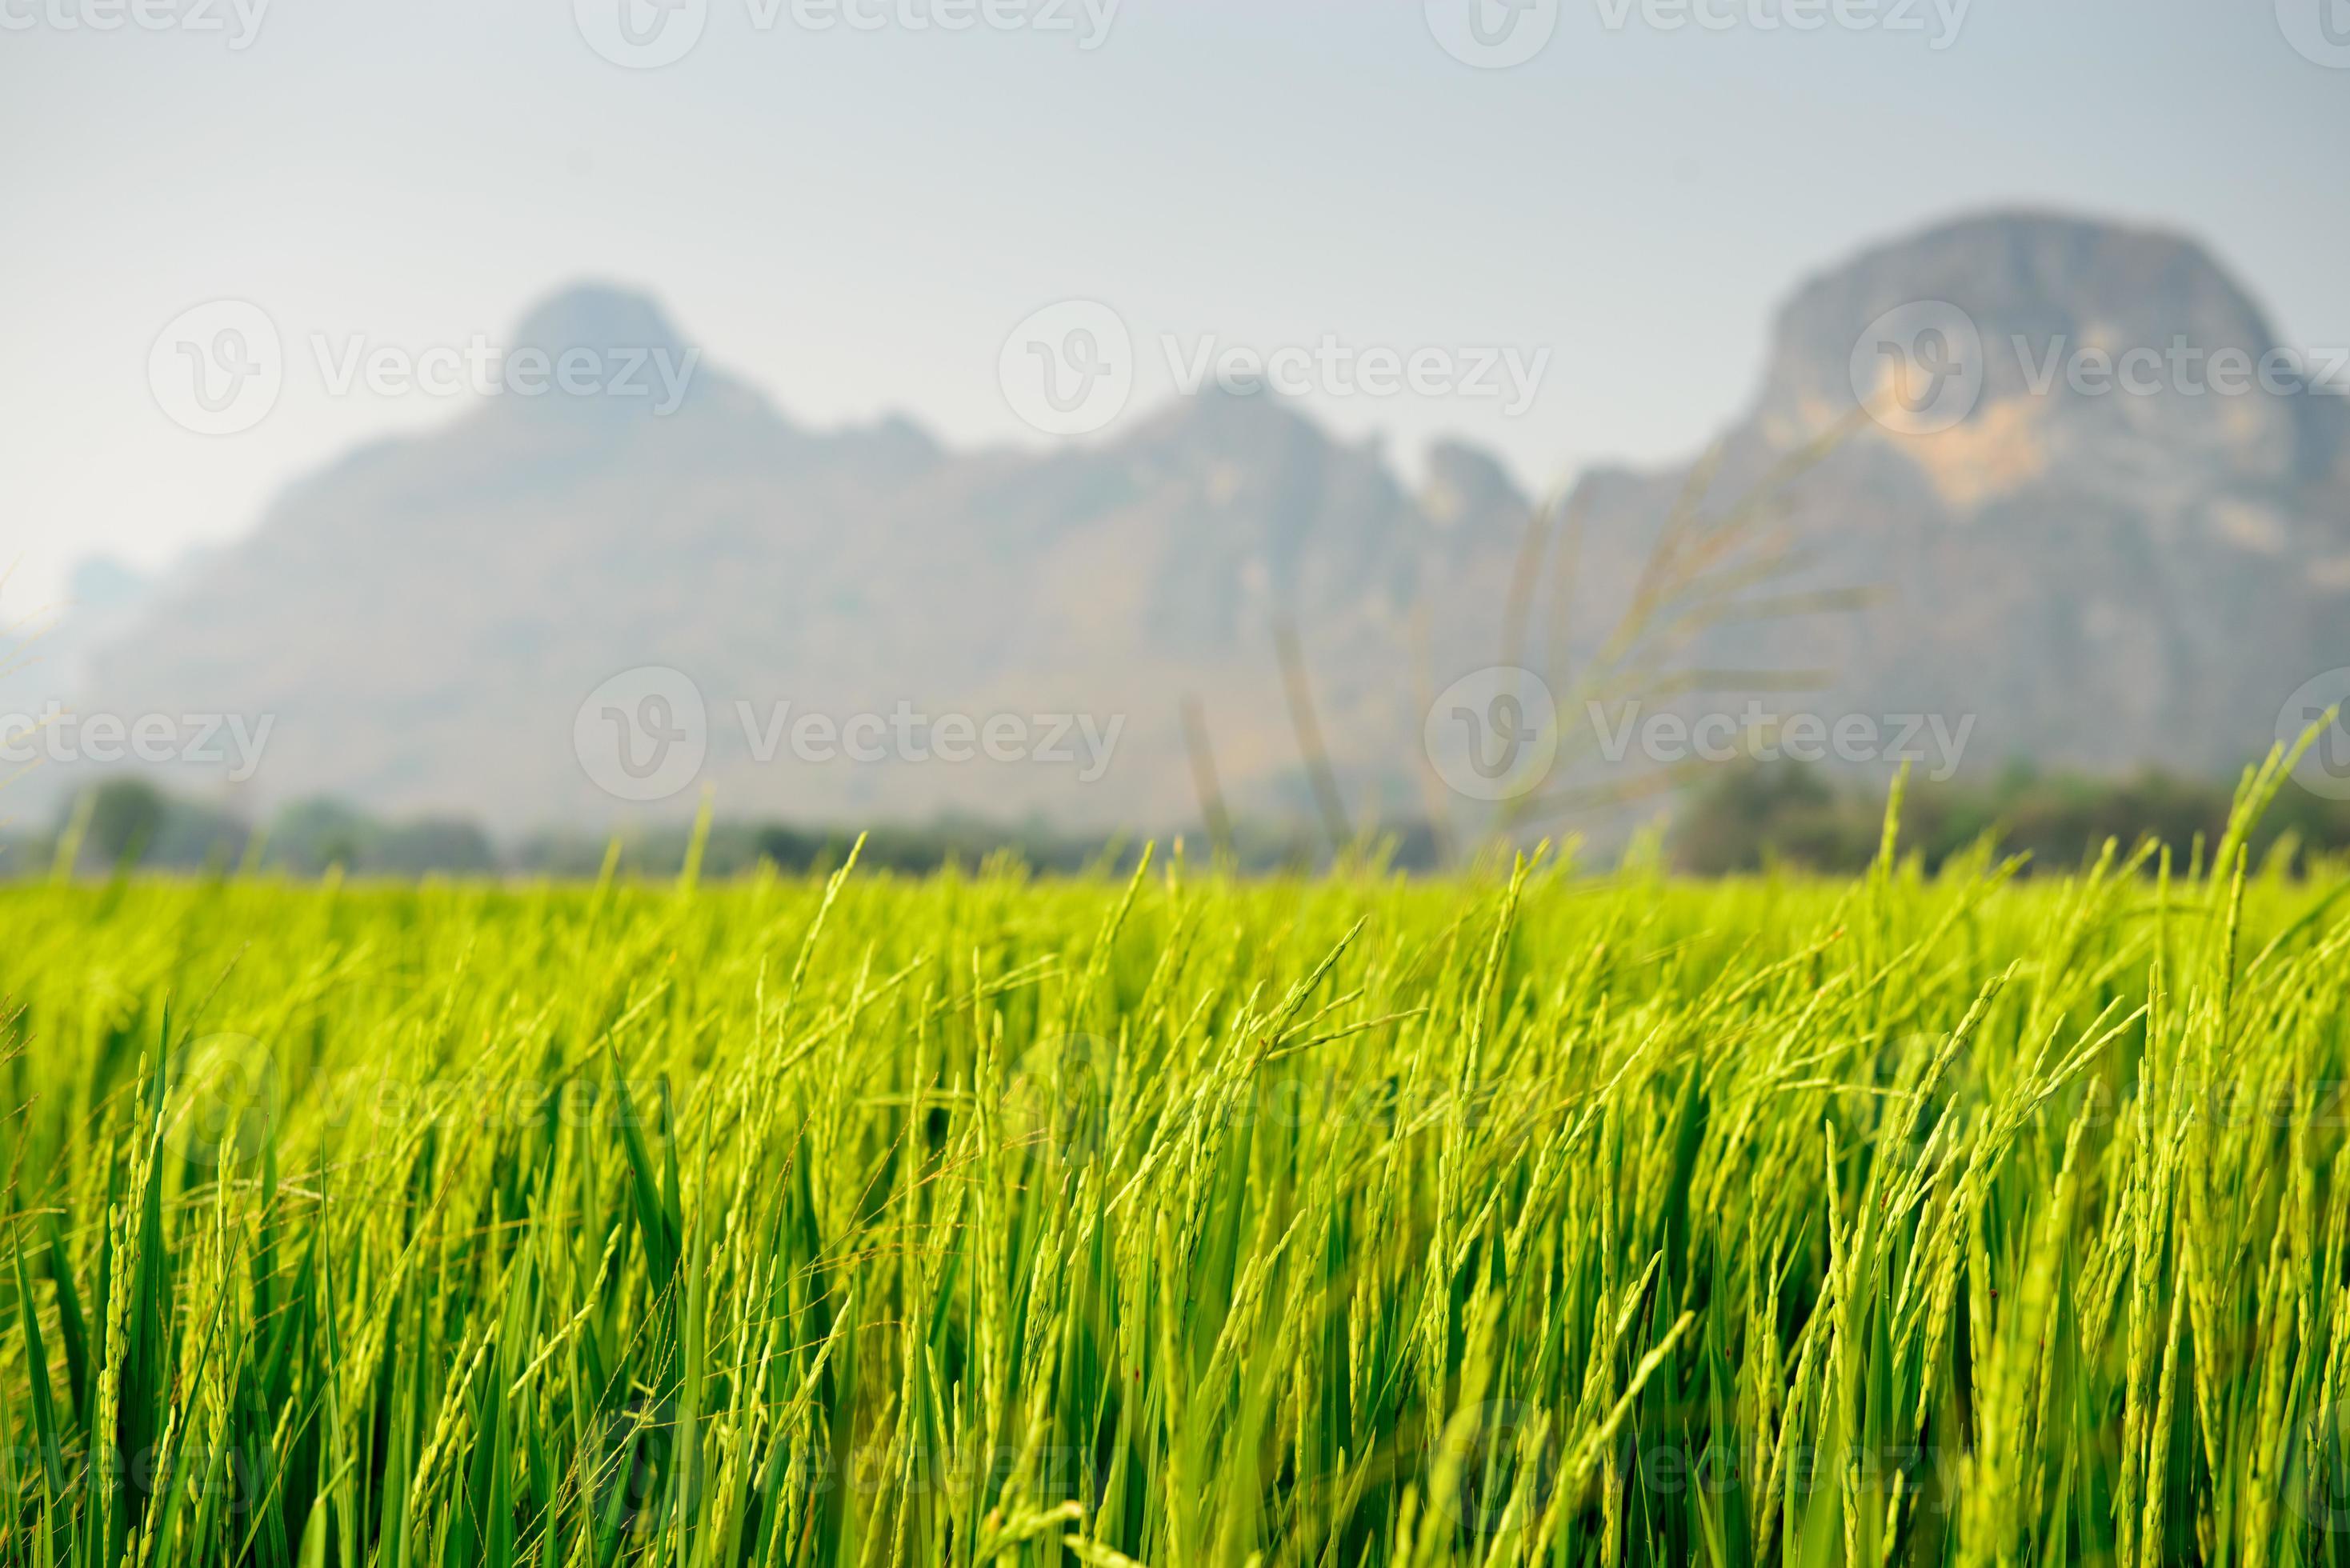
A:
[[4, 762, 2349, 1566]]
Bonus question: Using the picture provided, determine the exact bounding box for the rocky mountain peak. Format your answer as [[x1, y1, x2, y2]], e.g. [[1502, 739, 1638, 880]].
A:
[[511, 282, 693, 362], [1752, 210, 2328, 498]]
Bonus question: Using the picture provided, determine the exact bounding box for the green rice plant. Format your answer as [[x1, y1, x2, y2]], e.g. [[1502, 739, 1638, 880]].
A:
[[2, 755, 2348, 1565]]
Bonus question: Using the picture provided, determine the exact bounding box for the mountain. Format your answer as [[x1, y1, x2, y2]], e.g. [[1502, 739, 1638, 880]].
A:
[[71, 287, 1533, 830], [1673, 211, 2350, 777], [68, 214, 2350, 833], [0, 554, 160, 746]]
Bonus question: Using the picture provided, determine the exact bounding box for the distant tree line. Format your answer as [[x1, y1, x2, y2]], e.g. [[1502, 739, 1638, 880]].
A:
[[13, 768, 2350, 882], [3, 778, 1180, 880], [18, 779, 501, 878], [1667, 762, 2350, 876]]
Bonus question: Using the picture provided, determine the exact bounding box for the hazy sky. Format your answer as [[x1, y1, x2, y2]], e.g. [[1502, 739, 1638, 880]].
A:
[[5, 0, 2347, 614]]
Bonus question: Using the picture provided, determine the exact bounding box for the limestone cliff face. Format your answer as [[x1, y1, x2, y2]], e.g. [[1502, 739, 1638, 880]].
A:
[[1571, 210, 2350, 778]]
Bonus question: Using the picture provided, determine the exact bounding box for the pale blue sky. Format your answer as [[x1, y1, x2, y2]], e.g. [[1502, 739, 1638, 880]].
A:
[[5, 0, 2346, 612]]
